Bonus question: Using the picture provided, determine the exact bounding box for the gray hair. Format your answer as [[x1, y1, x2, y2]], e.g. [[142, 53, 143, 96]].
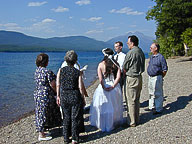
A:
[[64, 50, 78, 65]]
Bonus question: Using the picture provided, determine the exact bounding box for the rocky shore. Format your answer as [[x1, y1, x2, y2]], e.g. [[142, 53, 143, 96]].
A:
[[0, 57, 192, 144]]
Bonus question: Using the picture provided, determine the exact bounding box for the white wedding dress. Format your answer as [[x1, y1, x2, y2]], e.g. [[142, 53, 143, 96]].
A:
[[89, 74, 124, 132]]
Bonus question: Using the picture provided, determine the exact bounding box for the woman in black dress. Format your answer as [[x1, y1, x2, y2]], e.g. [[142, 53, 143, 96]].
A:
[[57, 50, 86, 144]]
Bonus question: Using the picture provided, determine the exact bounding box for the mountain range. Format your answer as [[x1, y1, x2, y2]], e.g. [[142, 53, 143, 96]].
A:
[[0, 30, 154, 52]]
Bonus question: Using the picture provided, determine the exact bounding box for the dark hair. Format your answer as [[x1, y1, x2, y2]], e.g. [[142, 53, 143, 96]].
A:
[[102, 48, 118, 78], [64, 50, 78, 66], [102, 48, 114, 62], [103, 48, 114, 56], [115, 41, 123, 47], [36, 53, 49, 67], [128, 35, 139, 46], [154, 43, 160, 52]]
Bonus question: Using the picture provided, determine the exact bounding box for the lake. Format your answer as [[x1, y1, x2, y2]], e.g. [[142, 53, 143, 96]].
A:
[[0, 51, 148, 128]]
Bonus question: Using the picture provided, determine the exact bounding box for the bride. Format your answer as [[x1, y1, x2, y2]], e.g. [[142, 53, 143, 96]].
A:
[[89, 48, 124, 132]]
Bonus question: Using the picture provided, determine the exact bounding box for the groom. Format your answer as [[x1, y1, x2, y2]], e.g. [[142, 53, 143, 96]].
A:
[[114, 41, 126, 88]]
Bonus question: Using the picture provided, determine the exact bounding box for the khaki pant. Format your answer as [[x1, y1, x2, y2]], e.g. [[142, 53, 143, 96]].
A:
[[125, 75, 142, 126]]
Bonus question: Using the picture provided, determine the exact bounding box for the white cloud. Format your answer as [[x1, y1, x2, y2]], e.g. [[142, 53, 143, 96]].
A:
[[0, 23, 16, 28], [86, 30, 103, 34], [129, 25, 137, 28], [69, 16, 73, 19], [106, 27, 119, 30], [52, 6, 69, 12], [0, 20, 56, 35], [82, 17, 102, 22], [42, 18, 56, 23], [33, 18, 56, 27], [0, 23, 22, 30], [75, 0, 91, 6], [28, 19, 56, 34], [89, 17, 102, 22], [96, 22, 104, 26], [109, 7, 144, 15], [3, 23, 18, 27], [28, 1, 47, 7], [24, 18, 38, 22]]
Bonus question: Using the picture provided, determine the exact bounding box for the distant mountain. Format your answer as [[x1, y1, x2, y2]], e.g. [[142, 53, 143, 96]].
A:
[[0, 30, 112, 52], [106, 31, 155, 53], [0, 30, 154, 52]]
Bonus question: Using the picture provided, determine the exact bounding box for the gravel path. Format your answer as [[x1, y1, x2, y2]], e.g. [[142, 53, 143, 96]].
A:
[[0, 57, 192, 144]]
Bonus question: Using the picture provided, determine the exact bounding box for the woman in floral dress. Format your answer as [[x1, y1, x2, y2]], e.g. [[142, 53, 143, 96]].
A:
[[34, 53, 62, 141]]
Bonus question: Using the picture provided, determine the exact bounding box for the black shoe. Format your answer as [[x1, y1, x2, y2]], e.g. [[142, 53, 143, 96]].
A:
[[144, 108, 153, 111], [122, 123, 129, 128], [153, 111, 162, 115]]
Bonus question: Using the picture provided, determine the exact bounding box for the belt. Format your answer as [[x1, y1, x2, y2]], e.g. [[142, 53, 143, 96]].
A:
[[126, 75, 141, 78], [150, 74, 162, 77]]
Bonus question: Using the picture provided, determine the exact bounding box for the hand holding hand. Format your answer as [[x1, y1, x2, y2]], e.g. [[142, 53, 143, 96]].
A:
[[83, 98, 86, 107], [57, 96, 60, 107], [104, 86, 114, 91]]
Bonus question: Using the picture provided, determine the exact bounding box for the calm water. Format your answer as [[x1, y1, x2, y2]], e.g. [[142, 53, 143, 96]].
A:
[[0, 51, 148, 128], [0, 51, 103, 127]]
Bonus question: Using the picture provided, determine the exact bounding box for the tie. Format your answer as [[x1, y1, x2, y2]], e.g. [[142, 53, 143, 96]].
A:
[[116, 54, 119, 61]]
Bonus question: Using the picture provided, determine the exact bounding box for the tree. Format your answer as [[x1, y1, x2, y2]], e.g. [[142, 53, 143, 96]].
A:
[[146, 0, 192, 58]]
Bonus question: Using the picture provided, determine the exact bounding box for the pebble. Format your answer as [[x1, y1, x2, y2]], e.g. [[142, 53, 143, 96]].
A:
[[0, 57, 192, 144]]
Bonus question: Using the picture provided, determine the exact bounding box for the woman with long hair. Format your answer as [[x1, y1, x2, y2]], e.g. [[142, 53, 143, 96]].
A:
[[89, 48, 124, 132]]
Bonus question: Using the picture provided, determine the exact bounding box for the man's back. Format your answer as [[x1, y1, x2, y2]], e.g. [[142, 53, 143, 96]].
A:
[[123, 46, 145, 77]]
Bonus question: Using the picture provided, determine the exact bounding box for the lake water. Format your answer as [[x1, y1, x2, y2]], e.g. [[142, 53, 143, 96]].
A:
[[0, 51, 148, 128]]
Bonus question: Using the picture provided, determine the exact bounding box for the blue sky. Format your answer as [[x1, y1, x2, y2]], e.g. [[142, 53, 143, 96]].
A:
[[0, 0, 156, 41]]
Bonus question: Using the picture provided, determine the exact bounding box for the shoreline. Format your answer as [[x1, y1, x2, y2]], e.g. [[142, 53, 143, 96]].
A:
[[1, 56, 192, 143], [0, 110, 35, 129], [0, 76, 99, 129]]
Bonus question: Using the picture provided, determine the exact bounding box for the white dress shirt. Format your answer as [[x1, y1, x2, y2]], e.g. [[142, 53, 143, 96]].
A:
[[61, 61, 80, 70], [114, 52, 126, 71]]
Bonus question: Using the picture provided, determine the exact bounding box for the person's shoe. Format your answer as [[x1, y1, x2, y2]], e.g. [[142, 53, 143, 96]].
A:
[[45, 132, 51, 136], [72, 140, 78, 144], [122, 123, 129, 128], [153, 111, 162, 115], [38, 136, 52, 141], [144, 108, 153, 111], [130, 124, 136, 127]]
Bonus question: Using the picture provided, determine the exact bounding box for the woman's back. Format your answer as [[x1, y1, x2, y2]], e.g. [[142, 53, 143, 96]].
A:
[[59, 66, 81, 105], [90, 58, 123, 132], [60, 66, 79, 90]]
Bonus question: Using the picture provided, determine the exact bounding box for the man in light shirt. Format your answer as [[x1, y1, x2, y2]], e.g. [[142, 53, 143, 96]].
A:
[[114, 41, 126, 88]]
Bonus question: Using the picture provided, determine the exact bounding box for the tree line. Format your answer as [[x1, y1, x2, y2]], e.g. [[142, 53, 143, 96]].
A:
[[146, 0, 192, 58]]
